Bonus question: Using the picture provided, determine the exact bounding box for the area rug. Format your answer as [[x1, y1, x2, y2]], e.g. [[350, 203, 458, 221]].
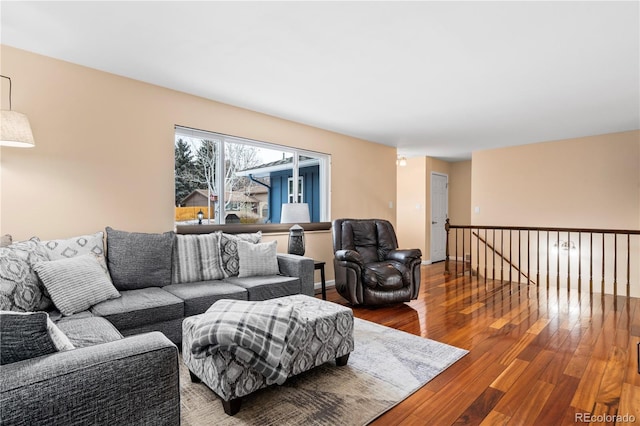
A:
[[180, 317, 468, 425]]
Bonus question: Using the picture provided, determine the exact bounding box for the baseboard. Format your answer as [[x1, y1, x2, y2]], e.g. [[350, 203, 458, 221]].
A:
[[421, 260, 432, 265], [314, 279, 335, 292]]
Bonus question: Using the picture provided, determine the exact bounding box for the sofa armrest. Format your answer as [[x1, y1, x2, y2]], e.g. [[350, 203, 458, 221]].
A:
[[0, 332, 180, 426], [277, 253, 314, 297]]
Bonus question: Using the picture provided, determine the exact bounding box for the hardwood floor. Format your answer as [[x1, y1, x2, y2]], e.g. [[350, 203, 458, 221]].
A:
[[321, 261, 640, 425]]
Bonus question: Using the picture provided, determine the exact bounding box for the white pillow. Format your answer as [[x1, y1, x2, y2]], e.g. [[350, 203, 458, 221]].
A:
[[34, 254, 120, 316], [237, 240, 279, 278]]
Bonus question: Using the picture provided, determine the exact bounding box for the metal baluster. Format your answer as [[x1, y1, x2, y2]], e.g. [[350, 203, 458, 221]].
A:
[[614, 233, 617, 297], [557, 232, 560, 290], [501, 229, 504, 283], [492, 229, 496, 283], [484, 229, 488, 284], [518, 230, 522, 285], [536, 231, 540, 285], [627, 234, 631, 297], [601, 233, 605, 295], [509, 229, 513, 284], [567, 231, 571, 292], [546, 231, 550, 289], [578, 232, 582, 293], [589, 233, 593, 295]]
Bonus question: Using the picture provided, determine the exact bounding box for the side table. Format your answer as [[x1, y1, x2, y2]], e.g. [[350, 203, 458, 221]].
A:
[[314, 261, 327, 300]]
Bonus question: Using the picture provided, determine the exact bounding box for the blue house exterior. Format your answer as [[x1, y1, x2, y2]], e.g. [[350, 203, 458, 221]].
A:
[[269, 165, 320, 223], [237, 156, 321, 223]]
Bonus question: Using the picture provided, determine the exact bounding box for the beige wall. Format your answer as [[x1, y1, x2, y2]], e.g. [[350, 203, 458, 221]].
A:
[[471, 131, 640, 229], [448, 160, 472, 258], [471, 131, 640, 296], [396, 157, 427, 255], [396, 156, 471, 262], [0, 45, 398, 281]]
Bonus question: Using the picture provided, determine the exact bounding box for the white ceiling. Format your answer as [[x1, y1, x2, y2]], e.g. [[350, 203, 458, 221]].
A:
[[1, 1, 638, 161]]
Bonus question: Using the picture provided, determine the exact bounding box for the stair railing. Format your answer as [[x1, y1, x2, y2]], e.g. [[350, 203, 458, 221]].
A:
[[444, 219, 640, 297]]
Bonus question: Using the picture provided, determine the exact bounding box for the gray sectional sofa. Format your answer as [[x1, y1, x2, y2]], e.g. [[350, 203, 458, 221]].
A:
[[0, 228, 314, 426]]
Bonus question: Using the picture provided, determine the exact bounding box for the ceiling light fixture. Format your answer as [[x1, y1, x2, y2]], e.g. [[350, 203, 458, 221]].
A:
[[396, 156, 407, 167], [1, 75, 35, 148]]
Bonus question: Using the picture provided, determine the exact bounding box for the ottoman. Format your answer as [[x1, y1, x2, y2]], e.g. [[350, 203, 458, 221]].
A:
[[182, 294, 354, 415]]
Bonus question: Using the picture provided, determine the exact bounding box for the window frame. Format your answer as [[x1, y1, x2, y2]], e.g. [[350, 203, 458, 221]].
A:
[[174, 125, 331, 228]]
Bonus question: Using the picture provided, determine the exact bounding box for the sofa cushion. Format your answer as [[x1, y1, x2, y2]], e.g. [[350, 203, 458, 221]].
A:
[[172, 232, 225, 284], [90, 287, 184, 330], [224, 275, 300, 301], [164, 281, 247, 316], [363, 262, 404, 290], [0, 311, 57, 365], [237, 240, 279, 278], [105, 227, 175, 290], [34, 254, 121, 316], [219, 231, 261, 278], [0, 238, 52, 312], [56, 316, 123, 348]]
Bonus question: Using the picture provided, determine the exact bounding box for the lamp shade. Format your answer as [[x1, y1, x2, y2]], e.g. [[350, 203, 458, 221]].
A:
[[0, 110, 35, 147], [281, 203, 310, 224]]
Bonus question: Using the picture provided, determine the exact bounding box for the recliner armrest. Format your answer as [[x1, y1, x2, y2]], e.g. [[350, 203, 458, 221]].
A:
[[386, 249, 422, 263], [335, 249, 364, 266]]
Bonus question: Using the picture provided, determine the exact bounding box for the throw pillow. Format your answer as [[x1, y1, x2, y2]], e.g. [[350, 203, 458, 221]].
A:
[[0, 310, 75, 352], [219, 231, 262, 277], [237, 240, 279, 278], [0, 238, 52, 312], [39, 232, 105, 260], [0, 311, 57, 365], [1, 234, 12, 247], [33, 254, 121, 316], [172, 232, 225, 283], [105, 227, 175, 290]]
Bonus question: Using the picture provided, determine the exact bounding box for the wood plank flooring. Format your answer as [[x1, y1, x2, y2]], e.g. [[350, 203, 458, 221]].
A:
[[321, 261, 640, 425]]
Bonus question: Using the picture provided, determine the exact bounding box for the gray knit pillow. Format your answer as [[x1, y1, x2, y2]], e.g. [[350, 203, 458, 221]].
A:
[[105, 227, 174, 290], [0, 311, 57, 365], [34, 254, 120, 316], [172, 232, 225, 283], [237, 240, 279, 277]]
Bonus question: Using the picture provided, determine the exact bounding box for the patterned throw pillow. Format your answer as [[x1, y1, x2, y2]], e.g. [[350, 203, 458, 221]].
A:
[[237, 240, 280, 278], [1, 234, 12, 247], [40, 232, 105, 260], [33, 254, 121, 316], [172, 232, 225, 284], [219, 231, 262, 278], [0, 238, 52, 312]]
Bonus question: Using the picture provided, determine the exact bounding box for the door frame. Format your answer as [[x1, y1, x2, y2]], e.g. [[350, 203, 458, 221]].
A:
[[430, 172, 449, 262]]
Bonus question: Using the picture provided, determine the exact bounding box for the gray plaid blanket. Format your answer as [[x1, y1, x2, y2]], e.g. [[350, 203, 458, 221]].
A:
[[190, 299, 305, 385]]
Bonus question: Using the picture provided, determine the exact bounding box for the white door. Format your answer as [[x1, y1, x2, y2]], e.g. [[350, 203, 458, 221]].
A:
[[431, 173, 448, 262]]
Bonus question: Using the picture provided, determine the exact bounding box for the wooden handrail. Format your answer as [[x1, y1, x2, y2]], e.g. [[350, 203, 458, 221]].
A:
[[446, 222, 640, 235]]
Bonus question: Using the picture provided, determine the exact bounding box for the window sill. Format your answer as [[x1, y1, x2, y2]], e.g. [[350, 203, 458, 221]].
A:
[[176, 222, 332, 235]]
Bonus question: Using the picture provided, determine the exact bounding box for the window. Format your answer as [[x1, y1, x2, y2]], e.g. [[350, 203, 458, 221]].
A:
[[174, 126, 330, 226], [288, 177, 303, 203]]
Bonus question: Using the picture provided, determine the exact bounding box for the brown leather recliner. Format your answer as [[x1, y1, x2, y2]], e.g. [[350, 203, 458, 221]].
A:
[[332, 219, 422, 306]]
